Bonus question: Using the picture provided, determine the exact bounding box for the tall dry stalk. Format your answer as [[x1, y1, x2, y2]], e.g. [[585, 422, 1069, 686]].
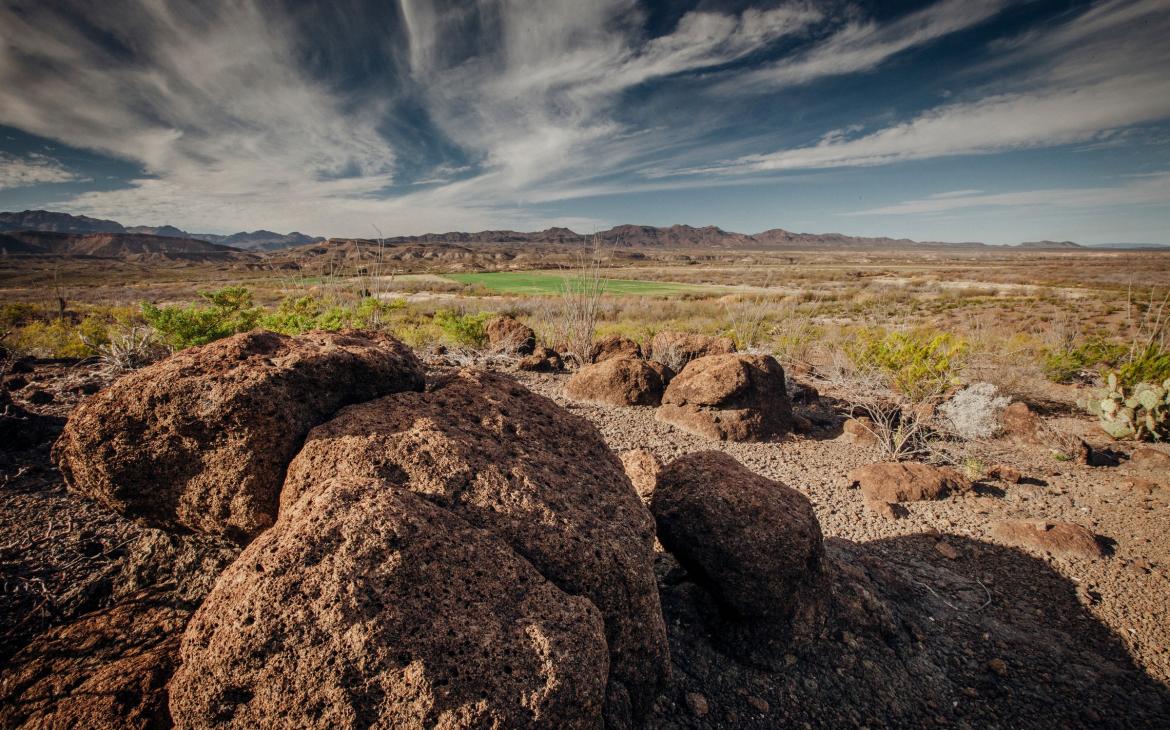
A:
[[557, 236, 607, 366]]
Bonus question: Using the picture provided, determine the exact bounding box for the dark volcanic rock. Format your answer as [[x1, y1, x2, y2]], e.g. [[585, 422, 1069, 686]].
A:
[[564, 356, 668, 406], [516, 346, 563, 372], [648, 331, 735, 370], [171, 478, 609, 729], [281, 369, 668, 722], [992, 520, 1104, 558], [485, 316, 536, 355], [0, 591, 187, 730], [651, 452, 828, 663], [656, 353, 792, 441], [52, 329, 424, 543], [588, 335, 643, 363]]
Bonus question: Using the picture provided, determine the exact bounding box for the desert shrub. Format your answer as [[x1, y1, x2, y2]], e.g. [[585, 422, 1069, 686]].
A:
[[845, 328, 968, 401], [259, 295, 403, 335], [939, 382, 1011, 440], [1041, 336, 1127, 383], [141, 286, 262, 349], [432, 309, 492, 348], [6, 315, 110, 359], [83, 325, 166, 373], [1116, 345, 1170, 388]]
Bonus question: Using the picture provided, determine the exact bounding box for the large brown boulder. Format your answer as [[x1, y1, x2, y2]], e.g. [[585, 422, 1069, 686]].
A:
[[649, 331, 735, 370], [656, 354, 792, 441], [171, 478, 609, 729], [0, 591, 187, 730], [564, 356, 668, 406], [846, 462, 970, 502], [991, 519, 1103, 559], [485, 315, 536, 355], [52, 329, 424, 543], [651, 452, 828, 661], [281, 370, 668, 721], [589, 334, 643, 363]]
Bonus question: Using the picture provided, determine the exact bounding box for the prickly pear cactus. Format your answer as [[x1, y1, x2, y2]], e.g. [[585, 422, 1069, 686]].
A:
[[1081, 375, 1170, 441]]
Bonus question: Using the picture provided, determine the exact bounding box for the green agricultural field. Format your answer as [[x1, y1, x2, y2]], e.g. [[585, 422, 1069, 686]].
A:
[[444, 270, 723, 297]]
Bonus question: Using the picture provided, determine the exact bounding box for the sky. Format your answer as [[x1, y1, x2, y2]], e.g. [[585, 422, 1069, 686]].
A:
[[0, 0, 1168, 244]]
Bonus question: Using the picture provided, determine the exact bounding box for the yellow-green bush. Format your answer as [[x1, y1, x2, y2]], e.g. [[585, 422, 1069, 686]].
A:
[[845, 328, 969, 400]]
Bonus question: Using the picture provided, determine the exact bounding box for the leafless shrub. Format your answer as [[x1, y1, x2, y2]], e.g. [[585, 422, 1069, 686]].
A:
[[555, 237, 607, 366], [651, 340, 690, 372], [818, 349, 940, 461]]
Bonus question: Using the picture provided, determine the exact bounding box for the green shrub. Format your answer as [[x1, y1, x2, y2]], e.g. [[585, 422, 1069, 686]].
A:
[[846, 328, 969, 400], [432, 309, 493, 348], [141, 286, 261, 349], [6, 315, 110, 359], [1117, 345, 1170, 388], [259, 295, 403, 335], [1041, 336, 1127, 383]]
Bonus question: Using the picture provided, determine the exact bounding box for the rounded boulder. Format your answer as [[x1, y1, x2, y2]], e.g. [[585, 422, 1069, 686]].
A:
[[52, 329, 424, 543], [281, 369, 668, 722], [651, 452, 828, 661], [656, 353, 792, 441], [170, 478, 609, 728], [564, 356, 668, 406]]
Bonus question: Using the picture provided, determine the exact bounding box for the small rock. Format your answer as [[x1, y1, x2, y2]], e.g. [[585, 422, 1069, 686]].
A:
[[746, 695, 770, 713], [988, 464, 1022, 483], [846, 462, 970, 502], [991, 519, 1104, 559], [864, 498, 906, 520], [1001, 402, 1044, 445], [1131, 447, 1170, 472], [988, 658, 1008, 676], [935, 542, 959, 560], [685, 692, 710, 718], [840, 417, 878, 446], [485, 316, 536, 355], [620, 449, 662, 503]]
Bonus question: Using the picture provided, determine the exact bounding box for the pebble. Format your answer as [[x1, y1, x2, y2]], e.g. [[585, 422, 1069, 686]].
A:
[[685, 692, 709, 718]]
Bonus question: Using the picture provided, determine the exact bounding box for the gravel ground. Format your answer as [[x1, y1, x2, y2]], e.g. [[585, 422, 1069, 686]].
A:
[[514, 369, 1170, 709]]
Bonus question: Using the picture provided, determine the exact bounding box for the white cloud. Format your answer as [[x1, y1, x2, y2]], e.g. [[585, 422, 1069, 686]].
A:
[[727, 0, 1010, 91], [0, 152, 84, 189], [846, 171, 1170, 216], [694, 0, 1170, 174]]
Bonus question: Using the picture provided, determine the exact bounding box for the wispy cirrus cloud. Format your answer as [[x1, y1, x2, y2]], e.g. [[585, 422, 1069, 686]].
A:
[[725, 0, 1011, 92], [846, 171, 1170, 216], [0, 152, 85, 189], [688, 0, 1170, 175]]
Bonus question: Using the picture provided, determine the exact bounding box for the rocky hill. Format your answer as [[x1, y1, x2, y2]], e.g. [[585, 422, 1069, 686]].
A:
[[0, 210, 322, 250], [0, 230, 257, 262]]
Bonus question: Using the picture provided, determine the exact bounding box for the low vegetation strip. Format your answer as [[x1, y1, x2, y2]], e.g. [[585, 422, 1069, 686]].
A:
[[444, 270, 723, 296]]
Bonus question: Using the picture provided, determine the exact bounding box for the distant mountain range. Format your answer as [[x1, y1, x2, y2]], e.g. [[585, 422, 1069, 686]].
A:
[[1, 209, 1166, 253], [0, 210, 323, 250], [0, 230, 256, 261]]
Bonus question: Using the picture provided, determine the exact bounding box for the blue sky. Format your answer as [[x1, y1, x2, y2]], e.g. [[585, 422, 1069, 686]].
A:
[[0, 0, 1168, 243]]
